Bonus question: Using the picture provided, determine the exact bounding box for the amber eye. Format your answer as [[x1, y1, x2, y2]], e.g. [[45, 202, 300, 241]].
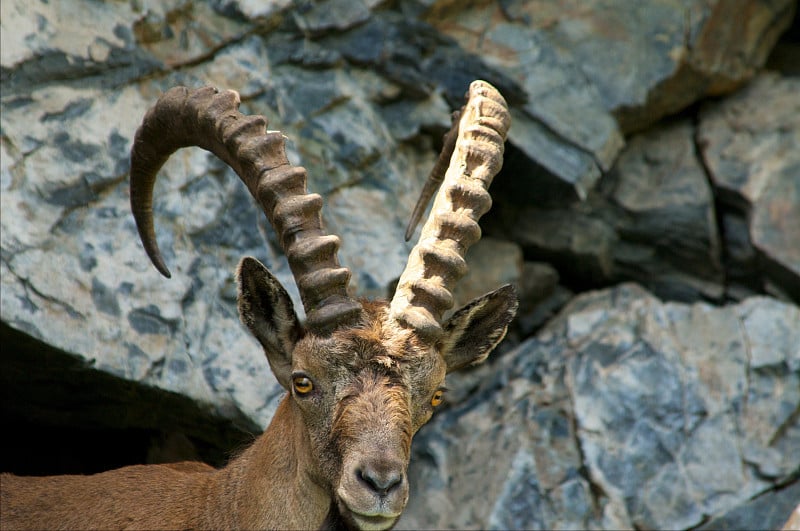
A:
[[431, 389, 445, 407], [293, 376, 314, 395]]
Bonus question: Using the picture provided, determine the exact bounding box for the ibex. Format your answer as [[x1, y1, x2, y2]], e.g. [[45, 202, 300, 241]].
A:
[[0, 80, 516, 530]]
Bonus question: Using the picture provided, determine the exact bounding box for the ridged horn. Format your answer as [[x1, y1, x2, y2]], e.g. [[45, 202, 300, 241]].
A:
[[389, 80, 510, 341], [129, 86, 362, 334]]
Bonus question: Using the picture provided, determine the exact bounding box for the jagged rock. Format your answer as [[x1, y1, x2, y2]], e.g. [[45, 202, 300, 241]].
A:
[[512, 261, 573, 336], [697, 73, 800, 301], [767, 18, 800, 76], [211, 0, 293, 21], [131, 2, 252, 69], [569, 292, 799, 528], [697, 481, 800, 531], [425, 0, 795, 131], [0, 0, 160, 91], [605, 118, 724, 300], [487, 111, 730, 302], [420, 0, 794, 199], [399, 284, 800, 530], [420, 0, 624, 200], [486, 204, 618, 287]]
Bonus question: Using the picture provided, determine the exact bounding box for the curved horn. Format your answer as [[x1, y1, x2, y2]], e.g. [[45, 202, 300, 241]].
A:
[[130, 86, 362, 334], [389, 80, 510, 341]]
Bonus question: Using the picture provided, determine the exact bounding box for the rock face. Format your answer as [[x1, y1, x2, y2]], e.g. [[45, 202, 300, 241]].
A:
[[486, 71, 799, 304], [399, 284, 800, 530], [697, 73, 800, 300], [1, 0, 798, 528]]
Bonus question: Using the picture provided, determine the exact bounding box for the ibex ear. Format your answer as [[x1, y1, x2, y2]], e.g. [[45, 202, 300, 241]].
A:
[[439, 285, 518, 373], [236, 257, 303, 390]]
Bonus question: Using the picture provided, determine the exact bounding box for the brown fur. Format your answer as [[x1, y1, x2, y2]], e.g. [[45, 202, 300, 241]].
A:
[[0, 397, 327, 530]]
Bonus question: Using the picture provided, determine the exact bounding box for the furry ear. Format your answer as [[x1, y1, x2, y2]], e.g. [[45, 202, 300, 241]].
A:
[[236, 257, 303, 389], [439, 285, 518, 373]]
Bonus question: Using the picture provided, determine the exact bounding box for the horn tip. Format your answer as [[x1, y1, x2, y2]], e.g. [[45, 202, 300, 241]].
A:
[[155, 260, 172, 279], [404, 224, 414, 242], [147, 250, 172, 278]]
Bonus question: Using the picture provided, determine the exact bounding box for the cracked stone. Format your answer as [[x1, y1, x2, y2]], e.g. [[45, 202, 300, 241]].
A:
[[607, 118, 724, 299], [400, 284, 800, 529], [698, 73, 800, 301]]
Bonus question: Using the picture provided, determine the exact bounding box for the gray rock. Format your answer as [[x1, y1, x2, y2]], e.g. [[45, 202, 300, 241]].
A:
[[211, 0, 292, 22], [697, 480, 800, 531], [488, 204, 619, 287], [512, 261, 573, 336], [292, 0, 372, 36], [420, 0, 794, 198], [130, 2, 253, 70], [698, 73, 800, 301], [400, 284, 800, 530], [606, 118, 724, 300], [490, 109, 759, 302], [0, 80, 287, 427], [420, 1, 625, 200], [450, 238, 524, 312], [0, 0, 160, 92]]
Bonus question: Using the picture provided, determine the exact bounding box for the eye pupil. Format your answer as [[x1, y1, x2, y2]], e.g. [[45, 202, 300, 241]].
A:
[[293, 376, 313, 394], [431, 390, 444, 406]]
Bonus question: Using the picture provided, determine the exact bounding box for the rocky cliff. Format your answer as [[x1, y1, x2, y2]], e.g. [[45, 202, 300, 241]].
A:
[[1, 0, 798, 528]]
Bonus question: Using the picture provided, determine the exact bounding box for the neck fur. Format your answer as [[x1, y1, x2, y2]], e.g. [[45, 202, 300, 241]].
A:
[[216, 395, 331, 529]]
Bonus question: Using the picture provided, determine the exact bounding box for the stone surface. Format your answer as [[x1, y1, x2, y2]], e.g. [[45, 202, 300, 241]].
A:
[[449, 238, 524, 312], [420, 0, 625, 200], [487, 71, 799, 305], [698, 73, 800, 300], [697, 480, 800, 531], [487, 153, 724, 302], [606, 118, 724, 300], [420, 0, 795, 199], [399, 284, 800, 530]]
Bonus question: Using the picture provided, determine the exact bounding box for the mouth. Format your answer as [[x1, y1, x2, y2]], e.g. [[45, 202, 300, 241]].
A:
[[338, 504, 400, 531], [348, 510, 399, 531], [335, 472, 408, 531]]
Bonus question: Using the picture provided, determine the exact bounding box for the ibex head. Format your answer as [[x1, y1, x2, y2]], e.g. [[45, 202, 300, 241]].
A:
[[129, 81, 516, 529]]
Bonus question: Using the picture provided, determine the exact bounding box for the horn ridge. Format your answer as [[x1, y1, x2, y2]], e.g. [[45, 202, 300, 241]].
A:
[[130, 86, 362, 334], [389, 80, 510, 341]]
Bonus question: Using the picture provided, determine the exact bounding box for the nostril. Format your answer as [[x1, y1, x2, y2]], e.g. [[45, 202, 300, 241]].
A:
[[356, 466, 403, 496]]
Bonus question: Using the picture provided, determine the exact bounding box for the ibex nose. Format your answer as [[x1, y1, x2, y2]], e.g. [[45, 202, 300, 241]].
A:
[[356, 462, 404, 496]]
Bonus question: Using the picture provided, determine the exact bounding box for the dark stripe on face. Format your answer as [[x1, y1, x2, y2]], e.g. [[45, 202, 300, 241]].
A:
[[331, 369, 412, 456]]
